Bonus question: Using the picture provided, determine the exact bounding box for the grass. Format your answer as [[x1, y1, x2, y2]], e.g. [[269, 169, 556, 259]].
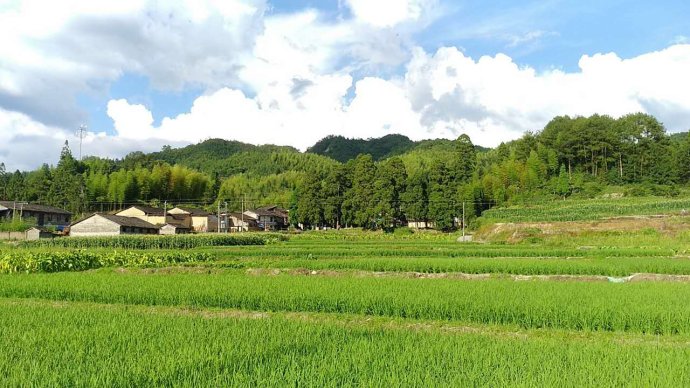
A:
[[2, 270, 690, 334], [1, 299, 689, 386]]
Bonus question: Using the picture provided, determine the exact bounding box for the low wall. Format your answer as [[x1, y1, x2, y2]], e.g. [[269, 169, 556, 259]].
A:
[[0, 231, 27, 240]]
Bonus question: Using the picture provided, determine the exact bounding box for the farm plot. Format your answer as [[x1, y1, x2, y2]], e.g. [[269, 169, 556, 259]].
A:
[[3, 230, 690, 385]]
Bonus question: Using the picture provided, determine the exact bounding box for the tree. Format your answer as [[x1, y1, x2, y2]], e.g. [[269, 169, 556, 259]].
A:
[[427, 160, 455, 231], [554, 164, 570, 199], [322, 166, 348, 228], [452, 134, 476, 183], [373, 157, 407, 228], [344, 154, 377, 228], [0, 163, 6, 199], [677, 133, 690, 183], [402, 170, 428, 226], [48, 141, 85, 213], [297, 173, 323, 229]]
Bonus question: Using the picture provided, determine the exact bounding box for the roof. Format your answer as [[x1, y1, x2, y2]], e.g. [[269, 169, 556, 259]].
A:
[[250, 205, 288, 218], [0, 201, 71, 215], [74, 214, 160, 229], [119, 205, 166, 216], [225, 212, 257, 221], [162, 223, 191, 230], [172, 207, 211, 216]]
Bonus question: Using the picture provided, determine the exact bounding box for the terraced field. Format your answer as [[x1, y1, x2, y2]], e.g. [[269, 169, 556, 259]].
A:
[[2, 228, 690, 385]]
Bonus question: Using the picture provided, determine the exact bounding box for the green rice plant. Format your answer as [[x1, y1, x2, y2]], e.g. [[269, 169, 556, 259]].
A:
[[3, 271, 690, 334], [216, 256, 690, 277], [1, 300, 688, 386], [481, 196, 690, 222]]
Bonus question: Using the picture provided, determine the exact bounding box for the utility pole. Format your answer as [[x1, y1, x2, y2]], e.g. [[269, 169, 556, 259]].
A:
[[462, 201, 466, 241], [163, 200, 167, 221], [241, 194, 245, 233], [75, 124, 87, 161], [217, 201, 221, 234]]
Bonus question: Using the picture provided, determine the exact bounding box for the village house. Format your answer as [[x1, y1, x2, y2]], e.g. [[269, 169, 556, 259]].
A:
[[243, 205, 289, 231], [0, 201, 71, 229], [407, 220, 435, 229], [70, 214, 160, 237], [168, 207, 218, 233], [115, 205, 173, 226], [222, 212, 259, 232], [160, 222, 191, 235]]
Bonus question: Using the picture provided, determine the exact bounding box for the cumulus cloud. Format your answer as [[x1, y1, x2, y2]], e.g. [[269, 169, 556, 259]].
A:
[[104, 44, 690, 156], [344, 0, 437, 28], [0, 0, 266, 127], [2, 1, 690, 172]]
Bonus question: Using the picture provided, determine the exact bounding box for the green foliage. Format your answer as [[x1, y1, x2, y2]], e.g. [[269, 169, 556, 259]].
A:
[[480, 196, 690, 222], [307, 134, 416, 162], [0, 250, 212, 273], [19, 234, 285, 250], [0, 218, 34, 232], [2, 301, 689, 386]]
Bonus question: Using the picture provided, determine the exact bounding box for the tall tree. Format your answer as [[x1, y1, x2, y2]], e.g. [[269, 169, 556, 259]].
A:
[[401, 170, 429, 226], [297, 173, 323, 229], [344, 154, 377, 228], [48, 141, 85, 213], [322, 165, 348, 228], [373, 157, 408, 228], [452, 134, 476, 183], [427, 160, 455, 231]]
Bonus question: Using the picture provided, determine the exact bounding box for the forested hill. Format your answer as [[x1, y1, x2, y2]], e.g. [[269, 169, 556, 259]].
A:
[[307, 134, 489, 163], [3, 112, 690, 224], [307, 134, 416, 162], [125, 138, 338, 177]]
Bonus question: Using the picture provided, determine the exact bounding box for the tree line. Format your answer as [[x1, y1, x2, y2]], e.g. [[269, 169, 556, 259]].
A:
[[2, 112, 689, 230]]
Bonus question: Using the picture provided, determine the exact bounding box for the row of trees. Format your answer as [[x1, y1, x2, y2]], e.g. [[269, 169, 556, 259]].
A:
[[2, 113, 689, 230], [291, 135, 476, 230], [290, 113, 690, 230], [0, 142, 214, 213]]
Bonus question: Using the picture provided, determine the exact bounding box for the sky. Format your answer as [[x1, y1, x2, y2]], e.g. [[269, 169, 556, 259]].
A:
[[1, 0, 690, 171]]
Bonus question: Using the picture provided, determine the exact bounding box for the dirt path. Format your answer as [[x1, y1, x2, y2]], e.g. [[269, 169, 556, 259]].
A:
[[244, 268, 690, 283]]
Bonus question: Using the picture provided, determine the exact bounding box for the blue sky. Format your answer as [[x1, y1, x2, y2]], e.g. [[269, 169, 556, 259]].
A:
[[1, 0, 690, 170], [81, 0, 690, 137]]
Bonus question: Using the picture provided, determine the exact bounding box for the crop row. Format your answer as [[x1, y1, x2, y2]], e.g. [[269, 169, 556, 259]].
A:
[[0, 250, 212, 274], [19, 233, 287, 250], [2, 300, 688, 386], [212, 245, 676, 259], [217, 256, 690, 277], [481, 197, 690, 222], [3, 271, 690, 334]]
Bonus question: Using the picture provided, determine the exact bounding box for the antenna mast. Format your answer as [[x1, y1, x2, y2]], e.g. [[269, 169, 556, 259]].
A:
[[75, 124, 87, 161]]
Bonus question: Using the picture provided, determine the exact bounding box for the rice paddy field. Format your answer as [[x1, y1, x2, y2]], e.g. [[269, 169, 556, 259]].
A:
[[3, 218, 690, 386]]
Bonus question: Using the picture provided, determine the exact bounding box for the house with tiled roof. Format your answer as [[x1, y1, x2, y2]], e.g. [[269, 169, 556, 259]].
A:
[[70, 214, 160, 237], [0, 201, 71, 229], [243, 205, 289, 231]]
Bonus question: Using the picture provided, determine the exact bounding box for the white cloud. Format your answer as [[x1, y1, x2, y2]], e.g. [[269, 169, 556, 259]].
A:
[[2, 2, 690, 172], [344, 0, 437, 28], [103, 43, 690, 157], [0, 0, 266, 127]]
